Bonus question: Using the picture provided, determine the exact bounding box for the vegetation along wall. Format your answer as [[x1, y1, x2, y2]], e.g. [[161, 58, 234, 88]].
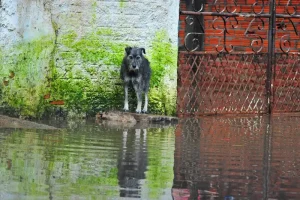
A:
[[0, 0, 179, 118]]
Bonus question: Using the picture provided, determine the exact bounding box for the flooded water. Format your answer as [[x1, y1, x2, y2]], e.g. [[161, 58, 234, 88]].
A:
[[0, 115, 299, 200]]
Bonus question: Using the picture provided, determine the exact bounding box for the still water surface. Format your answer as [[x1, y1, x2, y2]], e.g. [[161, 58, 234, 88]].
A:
[[0, 115, 299, 200]]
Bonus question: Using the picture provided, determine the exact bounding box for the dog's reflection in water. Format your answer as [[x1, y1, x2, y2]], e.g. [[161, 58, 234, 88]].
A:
[[117, 129, 148, 198]]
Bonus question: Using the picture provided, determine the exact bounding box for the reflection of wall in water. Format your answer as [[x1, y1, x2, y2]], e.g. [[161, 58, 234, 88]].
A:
[[118, 129, 148, 198]]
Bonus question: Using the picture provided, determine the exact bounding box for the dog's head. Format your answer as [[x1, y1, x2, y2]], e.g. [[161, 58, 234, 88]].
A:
[[124, 47, 146, 72]]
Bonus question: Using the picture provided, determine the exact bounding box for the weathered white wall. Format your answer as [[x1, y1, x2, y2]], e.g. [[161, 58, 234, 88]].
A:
[[0, 0, 179, 116], [1, 0, 179, 58], [0, 0, 19, 48], [0, 0, 54, 47], [91, 0, 179, 47]]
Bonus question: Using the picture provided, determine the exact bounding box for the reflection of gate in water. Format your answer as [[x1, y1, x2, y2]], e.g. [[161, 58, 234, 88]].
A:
[[172, 116, 300, 199], [177, 0, 300, 116]]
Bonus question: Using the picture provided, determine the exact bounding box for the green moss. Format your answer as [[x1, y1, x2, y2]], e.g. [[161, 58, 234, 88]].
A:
[[0, 48, 4, 76], [120, 0, 125, 8], [60, 29, 125, 65], [92, 1, 97, 9], [96, 28, 113, 36], [0, 36, 55, 117], [91, 0, 97, 24], [51, 21, 59, 33]]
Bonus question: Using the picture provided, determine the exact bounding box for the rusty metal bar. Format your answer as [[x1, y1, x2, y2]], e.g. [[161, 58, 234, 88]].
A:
[[179, 51, 300, 56], [179, 51, 261, 55], [180, 10, 270, 18], [275, 14, 300, 18], [180, 10, 300, 19], [263, 116, 272, 200], [267, 0, 276, 114]]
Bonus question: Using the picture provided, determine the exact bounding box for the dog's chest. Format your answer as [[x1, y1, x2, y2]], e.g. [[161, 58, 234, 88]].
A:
[[124, 75, 141, 84]]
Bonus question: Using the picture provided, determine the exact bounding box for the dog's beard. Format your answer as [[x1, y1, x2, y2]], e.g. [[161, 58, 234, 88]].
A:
[[129, 66, 139, 72]]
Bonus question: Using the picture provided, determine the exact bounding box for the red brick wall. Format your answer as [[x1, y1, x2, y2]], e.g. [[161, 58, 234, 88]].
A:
[[178, 0, 300, 53]]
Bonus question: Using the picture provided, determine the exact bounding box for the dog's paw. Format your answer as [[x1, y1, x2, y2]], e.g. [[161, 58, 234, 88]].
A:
[[123, 109, 129, 112], [142, 110, 148, 114]]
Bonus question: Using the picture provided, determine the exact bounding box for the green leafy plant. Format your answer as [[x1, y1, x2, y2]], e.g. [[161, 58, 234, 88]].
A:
[[148, 30, 177, 115]]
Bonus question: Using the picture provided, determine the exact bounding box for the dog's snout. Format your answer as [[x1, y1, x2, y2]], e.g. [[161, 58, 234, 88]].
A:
[[132, 65, 136, 69]]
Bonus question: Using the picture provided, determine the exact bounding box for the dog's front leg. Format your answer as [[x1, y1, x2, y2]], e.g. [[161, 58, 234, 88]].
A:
[[142, 92, 148, 113], [136, 92, 142, 113], [123, 83, 129, 111], [133, 84, 142, 113]]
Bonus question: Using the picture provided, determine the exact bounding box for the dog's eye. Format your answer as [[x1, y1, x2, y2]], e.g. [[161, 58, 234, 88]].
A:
[[136, 56, 141, 59], [129, 55, 133, 59]]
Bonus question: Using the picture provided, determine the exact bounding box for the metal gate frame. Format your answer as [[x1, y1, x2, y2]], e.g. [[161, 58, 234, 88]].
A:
[[177, 0, 300, 116]]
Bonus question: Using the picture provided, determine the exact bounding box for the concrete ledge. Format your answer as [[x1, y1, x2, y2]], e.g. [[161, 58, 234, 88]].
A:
[[99, 111, 177, 122], [0, 115, 59, 130], [95, 111, 178, 128]]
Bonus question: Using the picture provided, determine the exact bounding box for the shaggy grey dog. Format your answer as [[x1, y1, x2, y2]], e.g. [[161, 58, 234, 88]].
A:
[[120, 47, 151, 113]]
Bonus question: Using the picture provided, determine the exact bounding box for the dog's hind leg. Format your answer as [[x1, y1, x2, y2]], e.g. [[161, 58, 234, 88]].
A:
[[142, 92, 148, 113], [123, 84, 129, 111]]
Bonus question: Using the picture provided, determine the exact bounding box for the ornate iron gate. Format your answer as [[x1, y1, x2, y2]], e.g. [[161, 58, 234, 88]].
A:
[[177, 0, 300, 116]]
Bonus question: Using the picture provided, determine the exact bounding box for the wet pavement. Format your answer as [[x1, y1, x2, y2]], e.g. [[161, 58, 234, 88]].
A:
[[0, 115, 299, 199]]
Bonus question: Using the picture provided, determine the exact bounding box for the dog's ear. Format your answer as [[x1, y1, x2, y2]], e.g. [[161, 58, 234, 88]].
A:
[[140, 48, 146, 54], [125, 47, 132, 55]]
